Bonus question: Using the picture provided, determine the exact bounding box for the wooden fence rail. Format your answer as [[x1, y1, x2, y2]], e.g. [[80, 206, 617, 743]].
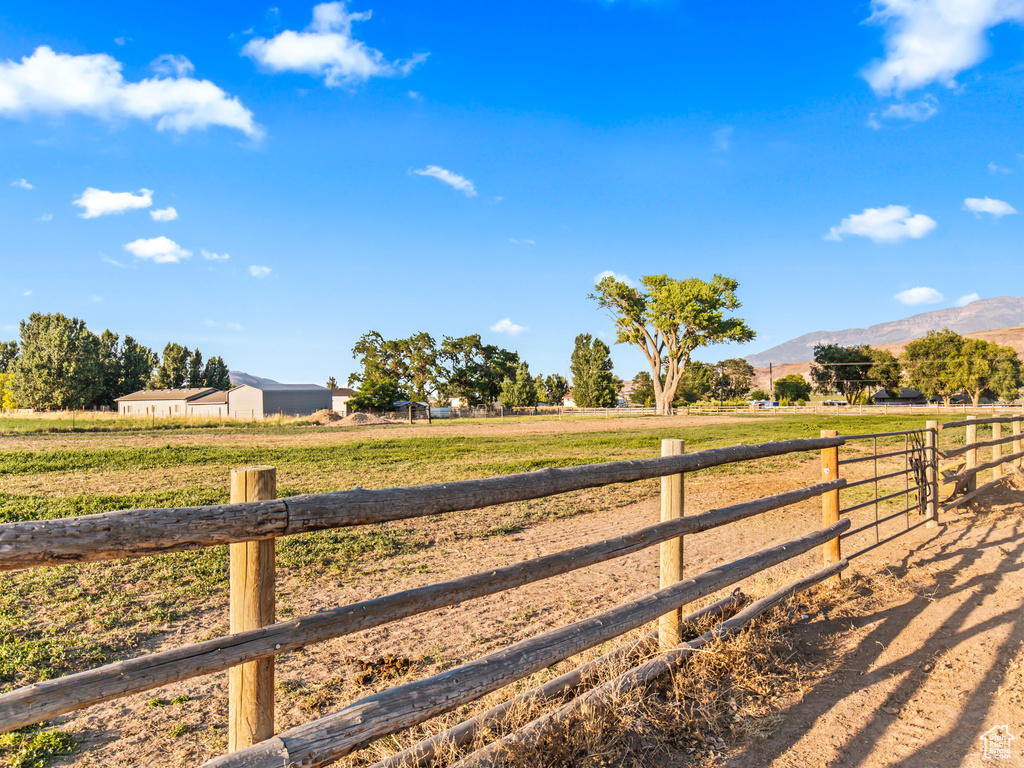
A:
[[199, 521, 849, 768], [0, 480, 842, 731], [6, 413, 1021, 768], [0, 437, 842, 572]]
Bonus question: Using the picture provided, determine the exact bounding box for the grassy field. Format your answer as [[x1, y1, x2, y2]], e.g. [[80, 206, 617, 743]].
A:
[[0, 410, 970, 767]]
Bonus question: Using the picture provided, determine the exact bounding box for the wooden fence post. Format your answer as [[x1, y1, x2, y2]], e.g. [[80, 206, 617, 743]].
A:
[[228, 466, 277, 752], [658, 439, 684, 649], [993, 422, 1002, 480], [965, 416, 978, 494], [821, 430, 841, 583], [1014, 418, 1022, 469], [926, 421, 938, 528]]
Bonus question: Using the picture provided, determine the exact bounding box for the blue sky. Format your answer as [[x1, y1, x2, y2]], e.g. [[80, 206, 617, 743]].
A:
[[2, 1, 1022, 385]]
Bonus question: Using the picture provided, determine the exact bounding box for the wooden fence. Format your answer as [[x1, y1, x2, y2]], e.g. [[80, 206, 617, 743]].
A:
[[0, 415, 1021, 767]]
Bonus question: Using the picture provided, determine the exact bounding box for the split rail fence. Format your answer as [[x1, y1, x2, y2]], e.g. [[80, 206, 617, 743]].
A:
[[0, 413, 1021, 767]]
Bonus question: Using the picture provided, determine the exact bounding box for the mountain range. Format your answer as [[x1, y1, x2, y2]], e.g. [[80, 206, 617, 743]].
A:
[[746, 296, 1024, 366]]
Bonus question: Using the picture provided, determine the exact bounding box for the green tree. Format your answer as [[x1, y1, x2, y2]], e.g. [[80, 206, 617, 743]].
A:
[[348, 378, 402, 411], [0, 341, 18, 373], [326, 376, 338, 390], [773, 374, 811, 402], [713, 358, 756, 400], [435, 334, 519, 406], [94, 330, 122, 408], [187, 349, 204, 388], [120, 336, 157, 395], [901, 329, 965, 406], [570, 333, 618, 407], [809, 344, 876, 405], [749, 388, 770, 401], [202, 356, 232, 390], [152, 343, 191, 389], [589, 274, 755, 415], [9, 312, 102, 410], [349, 331, 437, 401], [543, 373, 570, 405], [630, 371, 655, 405], [675, 360, 714, 404], [867, 348, 901, 397], [499, 362, 539, 408], [953, 338, 1020, 405]]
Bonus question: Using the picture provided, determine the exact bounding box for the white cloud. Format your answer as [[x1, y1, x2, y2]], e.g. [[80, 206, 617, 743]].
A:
[[956, 292, 980, 306], [509, 238, 535, 245], [114, 37, 126, 46], [593, 269, 637, 287], [202, 249, 230, 261], [151, 54, 194, 78], [413, 165, 477, 197], [988, 161, 1012, 174], [22, 290, 31, 296], [74, 187, 152, 218], [39, 213, 52, 221], [90, 294, 102, 303], [712, 126, 734, 151], [894, 286, 944, 305], [123, 236, 191, 264], [0, 46, 261, 137], [150, 206, 178, 221], [249, 265, 271, 278], [490, 317, 528, 336], [863, 0, 1024, 95], [11, 178, 32, 189], [881, 97, 937, 121], [226, 321, 245, 330], [825, 205, 937, 243], [101, 254, 126, 268], [963, 196, 1017, 217], [243, 2, 427, 87]]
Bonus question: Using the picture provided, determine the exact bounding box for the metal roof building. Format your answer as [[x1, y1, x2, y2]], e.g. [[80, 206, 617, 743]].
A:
[[116, 388, 228, 418], [228, 382, 331, 420]]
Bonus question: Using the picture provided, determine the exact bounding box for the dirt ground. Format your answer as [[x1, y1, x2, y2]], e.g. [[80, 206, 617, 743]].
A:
[[22, 450, 1021, 768], [727, 472, 1024, 768]]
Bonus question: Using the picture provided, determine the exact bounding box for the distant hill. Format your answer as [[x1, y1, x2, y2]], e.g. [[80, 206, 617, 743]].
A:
[[228, 371, 329, 391], [749, 325, 1024, 393], [746, 296, 1023, 366]]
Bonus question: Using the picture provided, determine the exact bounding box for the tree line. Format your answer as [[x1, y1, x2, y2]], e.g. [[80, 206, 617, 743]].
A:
[[808, 330, 1021, 405], [0, 313, 231, 411], [337, 331, 585, 410]]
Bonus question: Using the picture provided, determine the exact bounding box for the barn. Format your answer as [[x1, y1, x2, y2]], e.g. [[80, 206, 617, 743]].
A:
[[227, 381, 332, 420], [116, 388, 227, 418]]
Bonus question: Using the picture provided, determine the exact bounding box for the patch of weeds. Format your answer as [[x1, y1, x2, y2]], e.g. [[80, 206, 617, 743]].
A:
[[170, 694, 190, 705], [0, 728, 77, 768], [168, 723, 189, 738]]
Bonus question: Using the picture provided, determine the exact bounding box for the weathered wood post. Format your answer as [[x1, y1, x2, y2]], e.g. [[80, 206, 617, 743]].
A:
[[408, 403, 413, 425], [821, 430, 841, 583], [658, 439, 685, 649], [228, 466, 277, 752], [993, 422, 1002, 480], [1014, 417, 1022, 469], [965, 416, 978, 494], [926, 420, 938, 528]]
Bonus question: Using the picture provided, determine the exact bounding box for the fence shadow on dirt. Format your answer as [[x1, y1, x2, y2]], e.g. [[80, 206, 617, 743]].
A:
[[724, 476, 1024, 768]]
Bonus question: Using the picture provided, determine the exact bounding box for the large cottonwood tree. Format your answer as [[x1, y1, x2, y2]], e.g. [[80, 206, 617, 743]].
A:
[[589, 274, 755, 415]]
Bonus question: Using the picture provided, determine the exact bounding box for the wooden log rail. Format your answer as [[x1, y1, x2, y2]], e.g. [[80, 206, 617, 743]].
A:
[[942, 449, 1024, 485], [0, 481, 843, 732], [370, 592, 746, 768], [450, 559, 848, 768], [942, 431, 1021, 458], [0, 437, 844, 573], [942, 414, 1024, 429], [199, 520, 849, 768]]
